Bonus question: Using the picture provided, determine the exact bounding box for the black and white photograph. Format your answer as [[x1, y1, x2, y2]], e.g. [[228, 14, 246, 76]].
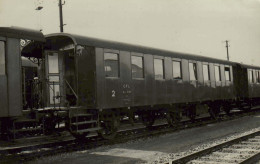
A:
[[0, 0, 260, 163]]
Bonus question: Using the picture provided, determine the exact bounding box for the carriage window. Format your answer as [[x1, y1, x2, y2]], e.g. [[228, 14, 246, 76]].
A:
[[248, 70, 252, 83], [48, 53, 59, 73], [49, 76, 60, 82], [256, 71, 260, 83], [252, 70, 255, 83], [225, 66, 231, 81], [189, 62, 197, 81], [173, 60, 182, 79], [154, 58, 164, 79], [249, 70, 255, 83], [104, 52, 119, 77], [0, 41, 5, 75], [203, 64, 210, 81], [131, 56, 144, 78], [215, 66, 221, 81]]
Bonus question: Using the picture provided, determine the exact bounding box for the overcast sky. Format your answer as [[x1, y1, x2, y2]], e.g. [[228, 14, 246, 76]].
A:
[[0, 0, 259, 65]]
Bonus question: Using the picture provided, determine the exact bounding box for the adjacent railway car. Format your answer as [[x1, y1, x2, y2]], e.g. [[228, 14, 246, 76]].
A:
[[246, 65, 260, 102], [0, 27, 45, 118], [0, 27, 45, 138], [233, 64, 260, 108], [1, 27, 260, 140], [21, 57, 39, 110]]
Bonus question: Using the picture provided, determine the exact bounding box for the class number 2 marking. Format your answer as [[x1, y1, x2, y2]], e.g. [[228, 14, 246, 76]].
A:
[[112, 90, 116, 97]]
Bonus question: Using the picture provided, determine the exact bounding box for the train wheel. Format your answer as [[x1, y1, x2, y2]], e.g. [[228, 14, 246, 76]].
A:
[[238, 101, 252, 111], [187, 106, 196, 122], [141, 111, 155, 128], [98, 115, 120, 140], [42, 115, 56, 135], [223, 104, 231, 116], [243, 102, 252, 111], [71, 132, 89, 140], [166, 111, 181, 127], [209, 105, 220, 120]]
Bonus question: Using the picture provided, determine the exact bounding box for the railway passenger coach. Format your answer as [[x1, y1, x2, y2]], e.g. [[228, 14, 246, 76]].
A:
[[32, 33, 237, 138], [0, 27, 260, 140], [44, 33, 236, 113]]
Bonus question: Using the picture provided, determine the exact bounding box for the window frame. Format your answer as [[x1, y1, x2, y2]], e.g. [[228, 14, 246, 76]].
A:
[[256, 70, 260, 83], [172, 59, 182, 80], [214, 65, 221, 82], [252, 70, 255, 83], [224, 66, 231, 81], [47, 52, 59, 74], [48, 75, 60, 82], [248, 69, 254, 83], [154, 58, 165, 80], [49, 84, 61, 104], [104, 52, 120, 78], [189, 62, 198, 81], [202, 64, 210, 82], [0, 41, 6, 75], [45, 51, 61, 105], [131, 55, 144, 79]]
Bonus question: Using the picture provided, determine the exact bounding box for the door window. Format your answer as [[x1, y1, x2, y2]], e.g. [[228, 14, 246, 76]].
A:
[[49, 84, 60, 104], [48, 53, 59, 73], [47, 52, 61, 105]]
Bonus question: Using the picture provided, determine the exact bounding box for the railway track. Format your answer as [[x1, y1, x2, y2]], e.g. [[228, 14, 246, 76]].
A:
[[169, 130, 260, 164], [0, 108, 259, 163]]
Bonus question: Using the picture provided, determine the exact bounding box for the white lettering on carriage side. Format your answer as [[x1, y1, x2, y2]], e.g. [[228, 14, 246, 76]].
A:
[[122, 83, 131, 95], [123, 84, 130, 89], [112, 90, 116, 97]]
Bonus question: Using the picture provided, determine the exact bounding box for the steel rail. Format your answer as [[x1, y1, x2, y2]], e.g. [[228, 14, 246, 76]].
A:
[[240, 152, 260, 164], [168, 131, 260, 164]]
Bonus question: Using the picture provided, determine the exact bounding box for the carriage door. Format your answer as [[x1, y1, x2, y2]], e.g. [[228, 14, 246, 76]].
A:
[[45, 51, 64, 107]]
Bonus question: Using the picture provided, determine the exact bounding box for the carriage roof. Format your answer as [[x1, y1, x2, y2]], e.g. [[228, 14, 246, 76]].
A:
[[46, 33, 236, 66], [0, 26, 45, 42]]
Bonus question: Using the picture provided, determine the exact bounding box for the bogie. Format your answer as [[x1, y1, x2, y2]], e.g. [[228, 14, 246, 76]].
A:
[[98, 112, 120, 140]]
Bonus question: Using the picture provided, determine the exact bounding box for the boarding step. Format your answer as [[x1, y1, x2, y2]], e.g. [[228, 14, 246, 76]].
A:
[[10, 127, 42, 133], [70, 115, 97, 123], [73, 113, 93, 117], [12, 118, 40, 129], [71, 120, 97, 126], [11, 118, 42, 136], [71, 127, 101, 134], [69, 107, 96, 116], [14, 118, 38, 124]]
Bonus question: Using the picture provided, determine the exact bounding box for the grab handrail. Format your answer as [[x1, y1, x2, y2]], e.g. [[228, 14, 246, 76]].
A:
[[65, 79, 78, 100]]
